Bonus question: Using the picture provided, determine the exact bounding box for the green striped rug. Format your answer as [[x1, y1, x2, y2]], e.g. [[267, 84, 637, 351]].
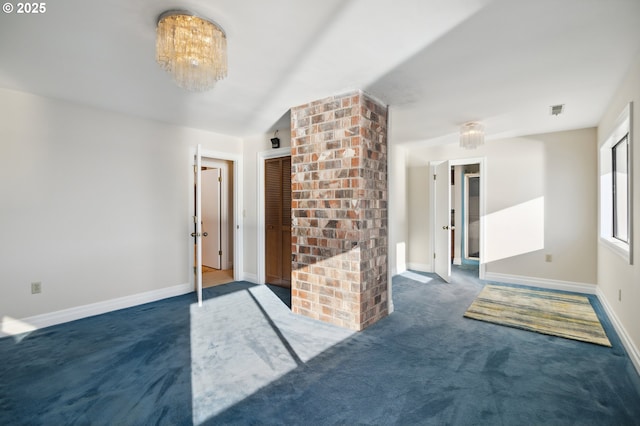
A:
[[464, 285, 611, 347]]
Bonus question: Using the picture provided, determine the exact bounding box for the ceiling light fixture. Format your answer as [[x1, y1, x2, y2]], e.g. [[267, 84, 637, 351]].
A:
[[460, 122, 484, 149], [156, 11, 227, 91]]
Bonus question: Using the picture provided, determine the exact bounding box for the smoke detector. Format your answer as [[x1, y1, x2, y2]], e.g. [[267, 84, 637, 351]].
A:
[[550, 104, 564, 116]]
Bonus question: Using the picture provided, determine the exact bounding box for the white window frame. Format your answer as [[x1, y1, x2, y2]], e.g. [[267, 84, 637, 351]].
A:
[[599, 102, 633, 264]]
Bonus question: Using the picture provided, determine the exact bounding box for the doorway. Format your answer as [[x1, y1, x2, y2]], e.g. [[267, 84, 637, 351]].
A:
[[191, 146, 242, 306], [199, 158, 234, 288], [432, 158, 485, 281], [451, 164, 481, 267], [464, 173, 480, 261], [264, 156, 292, 288]]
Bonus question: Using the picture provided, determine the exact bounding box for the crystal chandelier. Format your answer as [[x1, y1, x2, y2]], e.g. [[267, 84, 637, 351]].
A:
[[460, 122, 484, 149], [156, 11, 227, 91]]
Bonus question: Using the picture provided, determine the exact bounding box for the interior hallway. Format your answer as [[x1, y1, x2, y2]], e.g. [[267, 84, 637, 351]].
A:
[[202, 267, 234, 288]]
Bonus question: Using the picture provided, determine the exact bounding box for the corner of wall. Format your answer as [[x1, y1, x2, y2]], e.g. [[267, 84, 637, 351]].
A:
[[596, 288, 640, 376]]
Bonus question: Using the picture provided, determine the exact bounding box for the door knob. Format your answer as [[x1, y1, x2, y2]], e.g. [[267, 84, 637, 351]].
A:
[[442, 225, 449, 230], [203, 232, 208, 237]]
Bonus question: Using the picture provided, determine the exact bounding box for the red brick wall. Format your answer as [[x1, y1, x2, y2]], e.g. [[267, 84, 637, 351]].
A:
[[290, 91, 388, 330]]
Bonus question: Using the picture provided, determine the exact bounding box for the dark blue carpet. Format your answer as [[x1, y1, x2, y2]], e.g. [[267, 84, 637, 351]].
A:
[[1, 267, 639, 425]]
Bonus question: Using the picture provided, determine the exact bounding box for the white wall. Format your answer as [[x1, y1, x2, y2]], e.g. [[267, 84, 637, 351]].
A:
[[406, 127, 597, 286], [597, 51, 640, 362], [407, 165, 431, 271], [0, 88, 242, 324], [387, 140, 408, 313], [388, 142, 409, 278]]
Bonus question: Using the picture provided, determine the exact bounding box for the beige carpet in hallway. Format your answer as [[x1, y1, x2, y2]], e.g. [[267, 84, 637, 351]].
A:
[[202, 267, 234, 288]]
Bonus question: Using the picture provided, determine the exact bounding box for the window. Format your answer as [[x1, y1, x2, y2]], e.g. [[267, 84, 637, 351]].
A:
[[612, 135, 629, 242], [599, 102, 633, 264]]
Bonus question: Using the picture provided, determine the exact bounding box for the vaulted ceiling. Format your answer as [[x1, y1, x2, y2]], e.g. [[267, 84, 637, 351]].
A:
[[1, 0, 639, 145]]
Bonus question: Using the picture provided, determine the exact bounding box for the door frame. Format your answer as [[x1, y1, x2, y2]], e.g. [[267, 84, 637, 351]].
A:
[[202, 159, 233, 270], [430, 156, 487, 279], [464, 173, 481, 261], [257, 147, 292, 284], [201, 167, 222, 269], [190, 148, 243, 291]]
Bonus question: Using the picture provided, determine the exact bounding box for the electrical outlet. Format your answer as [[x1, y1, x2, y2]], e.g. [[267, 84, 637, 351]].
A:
[[31, 282, 42, 294], [545, 254, 552, 262]]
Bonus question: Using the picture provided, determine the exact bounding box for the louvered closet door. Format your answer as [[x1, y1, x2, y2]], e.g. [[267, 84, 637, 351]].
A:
[[281, 157, 291, 286], [265, 157, 292, 287]]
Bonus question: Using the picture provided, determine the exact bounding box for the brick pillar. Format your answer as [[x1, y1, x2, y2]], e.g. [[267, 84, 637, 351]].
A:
[[290, 91, 388, 331]]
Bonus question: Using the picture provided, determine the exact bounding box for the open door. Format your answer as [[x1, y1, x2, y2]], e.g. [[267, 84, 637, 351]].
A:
[[202, 168, 222, 269], [193, 144, 203, 306], [434, 161, 451, 282]]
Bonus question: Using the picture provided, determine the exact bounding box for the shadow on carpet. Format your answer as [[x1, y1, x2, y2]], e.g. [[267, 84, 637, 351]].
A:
[[1, 268, 639, 425]]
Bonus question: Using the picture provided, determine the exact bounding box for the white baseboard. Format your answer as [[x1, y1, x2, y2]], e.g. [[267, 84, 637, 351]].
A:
[[1, 283, 192, 338], [453, 258, 462, 265], [242, 272, 258, 284], [406, 262, 432, 273], [596, 288, 640, 376], [483, 272, 597, 294]]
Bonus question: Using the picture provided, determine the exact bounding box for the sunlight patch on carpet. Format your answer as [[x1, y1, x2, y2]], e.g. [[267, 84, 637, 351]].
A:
[[400, 271, 434, 284], [190, 285, 355, 424], [464, 285, 611, 347], [1, 316, 36, 342]]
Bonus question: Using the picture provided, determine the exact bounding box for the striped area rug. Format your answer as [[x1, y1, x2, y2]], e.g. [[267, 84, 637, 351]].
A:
[[464, 285, 611, 347]]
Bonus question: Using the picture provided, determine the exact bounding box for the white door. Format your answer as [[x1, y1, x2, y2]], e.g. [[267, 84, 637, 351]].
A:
[[194, 144, 203, 306], [202, 168, 222, 269], [434, 161, 451, 282]]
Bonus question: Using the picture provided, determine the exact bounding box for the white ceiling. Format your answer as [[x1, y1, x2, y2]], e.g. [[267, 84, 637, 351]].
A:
[[1, 0, 639, 145]]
